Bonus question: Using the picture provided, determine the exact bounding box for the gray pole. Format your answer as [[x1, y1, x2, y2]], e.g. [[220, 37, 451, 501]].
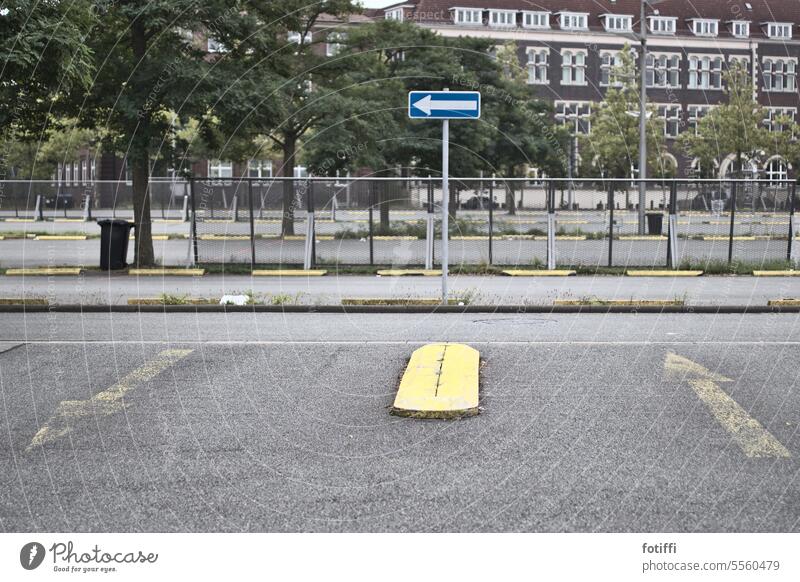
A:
[[638, 0, 648, 234], [441, 116, 449, 304]]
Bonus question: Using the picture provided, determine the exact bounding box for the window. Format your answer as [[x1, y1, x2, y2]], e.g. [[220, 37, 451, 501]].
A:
[[688, 55, 723, 89], [90, 159, 96, 182], [765, 159, 788, 184], [489, 10, 516, 27], [766, 23, 792, 39], [657, 105, 682, 138], [385, 8, 403, 21], [763, 58, 797, 92], [522, 11, 549, 29], [764, 108, 796, 132], [207, 37, 226, 53], [526, 48, 549, 84], [80, 160, 87, 184], [600, 49, 635, 86], [248, 160, 273, 179], [559, 12, 588, 31], [649, 16, 676, 34], [326, 32, 345, 57], [208, 160, 233, 179], [647, 53, 680, 88], [603, 14, 632, 32], [65, 162, 72, 185], [730, 21, 750, 38], [287, 31, 312, 45], [294, 166, 307, 178], [555, 101, 591, 134], [453, 8, 482, 25], [561, 50, 586, 85], [687, 105, 712, 135], [691, 19, 719, 37]]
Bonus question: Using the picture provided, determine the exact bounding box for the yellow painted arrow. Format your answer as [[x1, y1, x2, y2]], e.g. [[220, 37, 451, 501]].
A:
[[665, 352, 790, 458]]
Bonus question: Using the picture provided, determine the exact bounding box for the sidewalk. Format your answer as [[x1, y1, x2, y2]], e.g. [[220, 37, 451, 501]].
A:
[[1, 272, 798, 307]]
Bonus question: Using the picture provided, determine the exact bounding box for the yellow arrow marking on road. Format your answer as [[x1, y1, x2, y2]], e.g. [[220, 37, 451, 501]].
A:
[[665, 352, 790, 458], [26, 349, 192, 452]]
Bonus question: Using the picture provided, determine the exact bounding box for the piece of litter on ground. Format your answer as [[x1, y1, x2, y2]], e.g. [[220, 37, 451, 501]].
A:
[[220, 295, 248, 306]]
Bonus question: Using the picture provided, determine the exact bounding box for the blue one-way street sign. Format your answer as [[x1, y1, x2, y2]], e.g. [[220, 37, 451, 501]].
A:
[[408, 91, 481, 119]]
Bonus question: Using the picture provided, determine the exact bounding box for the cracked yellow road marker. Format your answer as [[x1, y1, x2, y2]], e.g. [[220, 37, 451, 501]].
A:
[[391, 343, 479, 419], [665, 352, 790, 458], [26, 349, 192, 451]]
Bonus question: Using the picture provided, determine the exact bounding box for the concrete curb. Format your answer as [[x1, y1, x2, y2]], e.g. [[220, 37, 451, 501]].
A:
[[2, 304, 799, 314]]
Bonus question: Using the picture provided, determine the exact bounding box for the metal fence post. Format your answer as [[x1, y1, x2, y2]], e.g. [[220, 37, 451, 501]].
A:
[[248, 179, 256, 268], [189, 177, 198, 266], [788, 181, 797, 264], [83, 194, 92, 221], [425, 175, 433, 270], [303, 180, 315, 270], [667, 180, 678, 269], [368, 182, 374, 266], [182, 194, 189, 222], [232, 193, 239, 222], [488, 180, 494, 266], [607, 182, 614, 267], [728, 181, 737, 266]]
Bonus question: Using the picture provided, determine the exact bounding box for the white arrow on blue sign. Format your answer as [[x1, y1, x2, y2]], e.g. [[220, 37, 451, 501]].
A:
[[408, 91, 481, 119]]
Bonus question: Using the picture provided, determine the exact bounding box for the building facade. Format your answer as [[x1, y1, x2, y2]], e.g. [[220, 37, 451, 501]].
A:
[[380, 0, 800, 179]]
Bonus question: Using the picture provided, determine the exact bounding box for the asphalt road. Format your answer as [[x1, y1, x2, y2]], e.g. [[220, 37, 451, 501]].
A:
[[1, 312, 798, 532]]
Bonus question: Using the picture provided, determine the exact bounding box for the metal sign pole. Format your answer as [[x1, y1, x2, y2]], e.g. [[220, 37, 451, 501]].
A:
[[441, 117, 449, 305]]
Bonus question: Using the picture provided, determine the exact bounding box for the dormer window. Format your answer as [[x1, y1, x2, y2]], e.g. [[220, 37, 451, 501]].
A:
[[522, 11, 549, 29], [691, 19, 719, 37], [385, 8, 403, 21], [489, 10, 516, 28], [765, 22, 792, 39], [730, 21, 749, 38], [452, 7, 482, 25], [649, 16, 676, 35], [559, 12, 588, 31], [603, 14, 632, 32]]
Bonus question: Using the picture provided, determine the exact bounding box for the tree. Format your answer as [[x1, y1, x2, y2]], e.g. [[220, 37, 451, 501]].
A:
[[580, 46, 666, 185], [678, 62, 769, 179], [78, 1, 243, 266], [2, 119, 98, 179]]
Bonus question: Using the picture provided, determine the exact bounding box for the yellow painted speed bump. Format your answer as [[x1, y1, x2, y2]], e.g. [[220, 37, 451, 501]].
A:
[[392, 343, 480, 419], [754, 271, 800, 277], [34, 235, 87, 240], [5, 268, 82, 276], [128, 268, 205, 276], [768, 299, 800, 306], [377, 269, 441, 276], [502, 269, 576, 277], [626, 270, 703, 277], [251, 269, 327, 276]]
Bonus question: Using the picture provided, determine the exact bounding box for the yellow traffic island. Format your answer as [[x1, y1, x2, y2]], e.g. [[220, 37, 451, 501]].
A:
[[0, 297, 48, 305], [768, 299, 800, 306], [376, 269, 441, 276], [4, 268, 82, 276], [251, 269, 327, 276], [391, 343, 480, 419], [754, 271, 800, 277], [341, 298, 462, 306], [372, 235, 419, 240], [128, 268, 205, 276], [34, 235, 88, 240], [626, 270, 703, 277], [502, 269, 576, 277], [554, 298, 685, 307], [618, 235, 668, 240]]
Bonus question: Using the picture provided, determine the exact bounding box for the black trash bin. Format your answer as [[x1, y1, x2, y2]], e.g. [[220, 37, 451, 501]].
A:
[[98, 219, 134, 270], [646, 213, 664, 235]]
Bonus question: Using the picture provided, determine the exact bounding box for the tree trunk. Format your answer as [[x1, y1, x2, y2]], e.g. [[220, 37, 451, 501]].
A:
[[506, 183, 516, 215], [131, 154, 155, 267], [281, 136, 296, 237]]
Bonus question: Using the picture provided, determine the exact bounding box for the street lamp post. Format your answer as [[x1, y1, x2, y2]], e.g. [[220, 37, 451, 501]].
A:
[[638, 0, 648, 234]]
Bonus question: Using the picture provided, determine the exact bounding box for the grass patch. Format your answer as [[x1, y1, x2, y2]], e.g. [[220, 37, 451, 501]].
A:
[[157, 293, 189, 305]]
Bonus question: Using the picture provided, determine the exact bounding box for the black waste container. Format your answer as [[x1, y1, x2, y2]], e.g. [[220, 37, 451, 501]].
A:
[[646, 213, 664, 235], [98, 219, 134, 270]]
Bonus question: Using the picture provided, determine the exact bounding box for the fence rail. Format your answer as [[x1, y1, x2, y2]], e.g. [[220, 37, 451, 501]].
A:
[[1, 178, 797, 269]]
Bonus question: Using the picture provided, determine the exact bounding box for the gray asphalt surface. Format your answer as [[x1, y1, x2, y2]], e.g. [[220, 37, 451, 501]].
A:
[[0, 312, 798, 532], [2, 273, 800, 306]]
